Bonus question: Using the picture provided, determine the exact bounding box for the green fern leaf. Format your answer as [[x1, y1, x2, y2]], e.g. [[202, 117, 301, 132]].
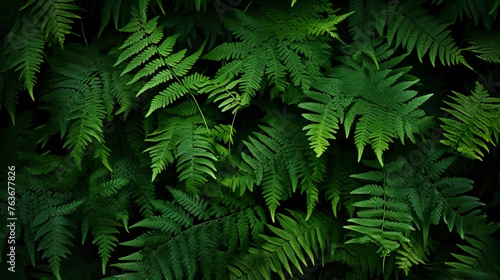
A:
[[241, 109, 322, 222], [347, 161, 415, 256], [228, 210, 333, 279], [83, 197, 128, 275], [440, 81, 500, 160], [3, 16, 44, 100], [441, 0, 500, 30], [201, 0, 351, 114], [146, 73, 209, 117], [0, 72, 20, 125], [115, 190, 262, 279], [386, 1, 470, 68], [23, 0, 80, 48], [38, 43, 128, 170], [299, 79, 344, 157], [115, 13, 204, 105], [169, 188, 211, 220], [446, 226, 500, 279], [33, 199, 83, 280], [303, 43, 432, 164], [145, 114, 217, 193], [396, 234, 430, 275], [465, 30, 500, 63]]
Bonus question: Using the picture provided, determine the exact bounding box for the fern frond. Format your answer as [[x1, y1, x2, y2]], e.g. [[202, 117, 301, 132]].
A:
[[301, 43, 432, 163], [114, 190, 264, 279], [201, 0, 351, 113], [22, 0, 80, 48], [299, 78, 344, 157], [359, 147, 486, 250], [63, 86, 107, 168], [348, 147, 487, 257], [0, 72, 20, 125], [145, 114, 217, 193], [146, 73, 209, 117], [396, 234, 430, 275], [39, 43, 132, 170], [169, 188, 211, 220], [386, 1, 470, 68], [228, 210, 333, 280], [465, 30, 500, 63], [98, 0, 125, 36], [241, 109, 322, 222], [115, 13, 204, 106], [219, 156, 256, 196], [440, 81, 500, 160], [441, 0, 499, 30], [83, 195, 129, 275], [3, 15, 44, 100], [323, 149, 361, 218], [347, 160, 415, 256], [446, 225, 500, 279], [33, 199, 84, 280], [89, 169, 129, 199]]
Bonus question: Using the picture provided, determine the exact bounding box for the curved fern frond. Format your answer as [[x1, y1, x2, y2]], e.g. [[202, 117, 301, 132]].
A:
[[0, 72, 21, 125], [396, 234, 430, 275], [98, 0, 126, 37], [440, 0, 499, 30], [319, 147, 362, 221], [33, 199, 84, 280], [465, 30, 500, 63], [301, 43, 432, 164], [386, 1, 471, 68], [38, 42, 136, 170], [147, 73, 209, 117], [82, 193, 129, 275], [145, 112, 218, 193], [349, 147, 487, 257], [440, 81, 500, 160], [228, 210, 333, 280], [446, 224, 500, 279], [299, 77, 349, 157], [241, 108, 323, 221], [112, 189, 265, 280], [3, 15, 45, 100], [114, 159, 156, 218], [115, 12, 204, 106], [21, 0, 80, 48]]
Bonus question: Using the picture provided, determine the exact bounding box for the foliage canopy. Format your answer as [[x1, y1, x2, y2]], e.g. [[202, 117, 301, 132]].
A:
[[1, 0, 500, 279]]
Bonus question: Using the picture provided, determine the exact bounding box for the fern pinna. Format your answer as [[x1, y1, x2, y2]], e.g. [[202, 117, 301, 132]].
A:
[[0, 0, 499, 279]]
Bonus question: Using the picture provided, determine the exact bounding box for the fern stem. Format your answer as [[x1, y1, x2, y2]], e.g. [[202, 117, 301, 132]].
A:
[[243, 0, 254, 13], [229, 109, 238, 152], [189, 91, 210, 133], [165, 63, 210, 134], [81, 20, 89, 47]]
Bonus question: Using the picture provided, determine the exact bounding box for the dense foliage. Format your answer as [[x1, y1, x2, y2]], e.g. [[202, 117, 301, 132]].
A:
[[1, 0, 500, 279]]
